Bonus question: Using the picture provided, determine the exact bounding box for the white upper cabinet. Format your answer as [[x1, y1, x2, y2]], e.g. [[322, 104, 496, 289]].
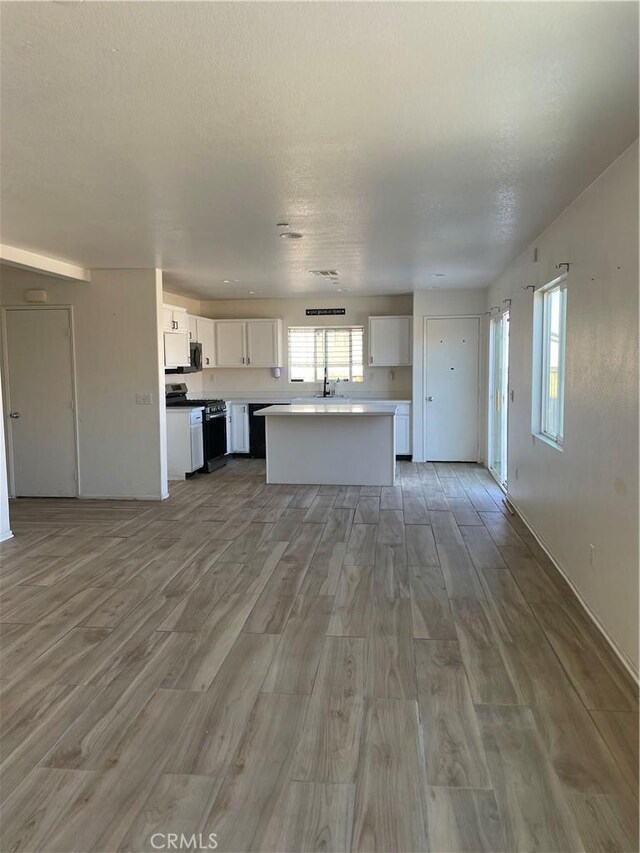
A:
[[215, 320, 246, 367], [162, 305, 190, 367], [214, 319, 282, 368], [196, 317, 215, 367], [162, 306, 174, 332], [187, 314, 198, 341], [172, 308, 189, 333], [246, 319, 283, 367], [183, 314, 216, 367], [163, 304, 189, 333], [368, 316, 412, 367], [164, 331, 190, 368]]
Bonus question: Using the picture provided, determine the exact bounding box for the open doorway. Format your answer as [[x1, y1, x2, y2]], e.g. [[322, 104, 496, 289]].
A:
[[488, 310, 509, 489]]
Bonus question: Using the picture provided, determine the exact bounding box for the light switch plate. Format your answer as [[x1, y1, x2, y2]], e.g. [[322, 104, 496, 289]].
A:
[[135, 393, 153, 405]]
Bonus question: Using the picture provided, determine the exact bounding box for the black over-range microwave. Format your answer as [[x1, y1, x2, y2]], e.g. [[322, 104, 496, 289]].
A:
[[165, 341, 202, 374]]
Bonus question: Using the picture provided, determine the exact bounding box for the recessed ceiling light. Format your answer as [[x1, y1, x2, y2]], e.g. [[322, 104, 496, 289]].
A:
[[280, 232, 303, 239], [248, 289, 263, 295], [336, 287, 349, 292], [276, 222, 290, 228], [222, 280, 230, 283], [431, 273, 446, 278]]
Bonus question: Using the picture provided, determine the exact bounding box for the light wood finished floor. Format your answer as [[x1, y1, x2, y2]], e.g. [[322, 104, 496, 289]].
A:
[[1, 460, 638, 852]]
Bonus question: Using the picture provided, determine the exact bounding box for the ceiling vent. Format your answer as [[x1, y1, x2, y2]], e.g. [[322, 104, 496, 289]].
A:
[[309, 269, 339, 278]]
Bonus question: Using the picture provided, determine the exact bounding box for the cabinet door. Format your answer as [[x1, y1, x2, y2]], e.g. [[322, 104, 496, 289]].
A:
[[225, 413, 233, 453], [164, 331, 190, 367], [246, 320, 280, 367], [230, 403, 249, 452], [369, 316, 412, 366], [172, 309, 189, 333], [162, 306, 175, 332], [215, 321, 246, 367], [187, 314, 199, 342], [395, 414, 411, 456], [197, 318, 215, 367], [190, 419, 204, 471]]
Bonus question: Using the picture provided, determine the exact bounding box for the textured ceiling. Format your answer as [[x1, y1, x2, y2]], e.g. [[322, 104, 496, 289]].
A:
[[1, 2, 638, 299]]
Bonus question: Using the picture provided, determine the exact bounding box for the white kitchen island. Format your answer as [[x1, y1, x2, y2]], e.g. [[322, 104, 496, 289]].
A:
[[254, 403, 397, 486]]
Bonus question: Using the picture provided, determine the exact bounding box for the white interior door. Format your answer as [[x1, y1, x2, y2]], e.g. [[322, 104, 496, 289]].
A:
[[425, 316, 479, 461], [3, 307, 78, 496]]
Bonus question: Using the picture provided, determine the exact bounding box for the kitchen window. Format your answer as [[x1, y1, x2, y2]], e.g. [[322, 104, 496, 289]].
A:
[[288, 326, 364, 383], [534, 274, 567, 447]]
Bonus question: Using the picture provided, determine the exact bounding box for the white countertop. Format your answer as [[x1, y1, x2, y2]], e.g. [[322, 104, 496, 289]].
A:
[[254, 403, 398, 417], [223, 396, 411, 405]]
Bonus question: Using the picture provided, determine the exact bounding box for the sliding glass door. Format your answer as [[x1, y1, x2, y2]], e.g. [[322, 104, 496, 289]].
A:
[[488, 311, 509, 488]]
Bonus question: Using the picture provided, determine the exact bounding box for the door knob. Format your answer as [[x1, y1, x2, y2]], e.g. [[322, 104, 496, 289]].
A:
[[427, 396, 434, 402], [9, 411, 20, 418]]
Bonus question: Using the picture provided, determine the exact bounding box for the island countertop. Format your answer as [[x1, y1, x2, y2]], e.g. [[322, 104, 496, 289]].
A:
[[254, 403, 398, 417]]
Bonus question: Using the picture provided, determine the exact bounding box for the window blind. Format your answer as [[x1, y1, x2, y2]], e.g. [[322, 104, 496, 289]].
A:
[[288, 326, 364, 383]]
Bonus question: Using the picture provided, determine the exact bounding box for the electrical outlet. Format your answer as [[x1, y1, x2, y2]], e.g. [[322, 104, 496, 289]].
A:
[[135, 392, 153, 405], [588, 543, 596, 568]]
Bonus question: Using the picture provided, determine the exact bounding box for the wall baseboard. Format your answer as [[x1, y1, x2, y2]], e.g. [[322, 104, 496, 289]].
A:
[[508, 494, 639, 685], [0, 529, 14, 542], [78, 494, 165, 502]]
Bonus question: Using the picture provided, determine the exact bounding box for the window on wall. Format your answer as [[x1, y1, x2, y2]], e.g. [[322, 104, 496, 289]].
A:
[[536, 275, 567, 446], [288, 326, 364, 383]]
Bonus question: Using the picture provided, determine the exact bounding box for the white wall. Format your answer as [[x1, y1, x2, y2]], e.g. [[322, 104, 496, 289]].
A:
[[1, 267, 167, 500], [192, 294, 413, 400], [487, 140, 639, 672], [412, 288, 488, 463]]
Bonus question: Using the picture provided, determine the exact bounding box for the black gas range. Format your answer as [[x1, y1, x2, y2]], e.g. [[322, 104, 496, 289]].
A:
[[165, 383, 227, 472], [166, 384, 226, 414]]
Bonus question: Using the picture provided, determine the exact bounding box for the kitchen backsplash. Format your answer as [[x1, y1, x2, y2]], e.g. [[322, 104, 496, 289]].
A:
[[199, 365, 412, 399]]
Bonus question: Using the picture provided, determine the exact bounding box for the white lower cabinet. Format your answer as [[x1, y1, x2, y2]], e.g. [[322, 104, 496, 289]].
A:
[[395, 415, 411, 455], [394, 403, 412, 456], [227, 403, 249, 453], [167, 408, 204, 479]]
